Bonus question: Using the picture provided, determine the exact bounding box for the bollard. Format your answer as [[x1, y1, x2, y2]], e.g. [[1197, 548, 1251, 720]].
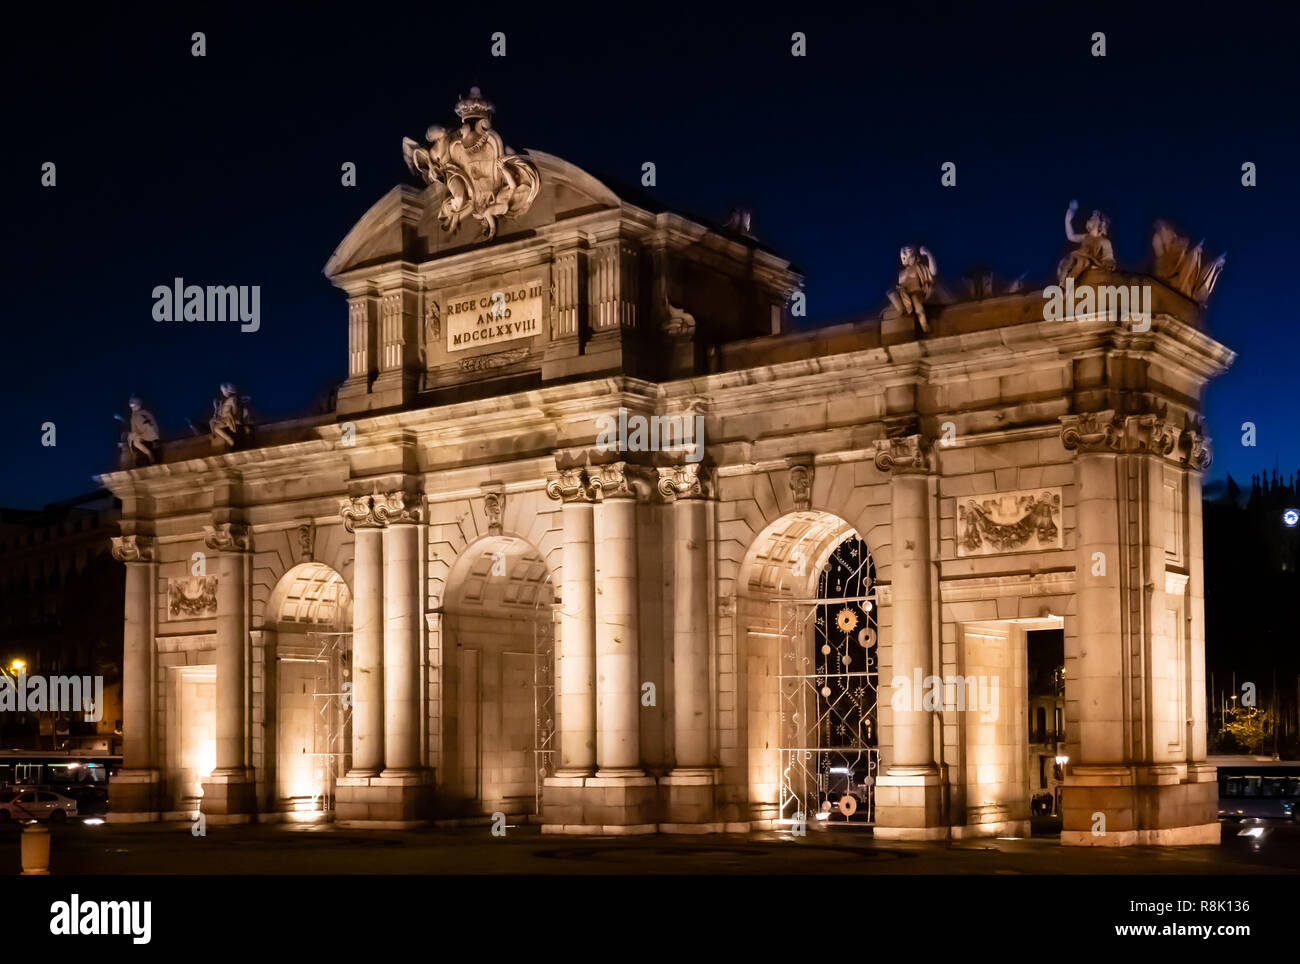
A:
[[21, 823, 51, 875]]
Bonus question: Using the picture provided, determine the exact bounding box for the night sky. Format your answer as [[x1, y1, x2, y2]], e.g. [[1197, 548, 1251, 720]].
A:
[[5, 2, 1298, 508]]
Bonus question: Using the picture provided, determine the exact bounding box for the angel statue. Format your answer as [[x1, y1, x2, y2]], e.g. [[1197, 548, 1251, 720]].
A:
[[209, 382, 251, 449], [401, 88, 541, 241], [114, 395, 160, 467], [1057, 200, 1116, 284], [1151, 220, 1225, 305], [887, 245, 938, 333]]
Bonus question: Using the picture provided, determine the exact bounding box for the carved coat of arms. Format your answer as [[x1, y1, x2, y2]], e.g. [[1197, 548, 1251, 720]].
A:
[[402, 88, 541, 241]]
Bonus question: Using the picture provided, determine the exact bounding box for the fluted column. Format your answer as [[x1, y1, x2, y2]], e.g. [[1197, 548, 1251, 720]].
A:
[[546, 469, 598, 775], [341, 495, 386, 775], [589, 462, 652, 774], [380, 494, 423, 774], [659, 464, 713, 771]]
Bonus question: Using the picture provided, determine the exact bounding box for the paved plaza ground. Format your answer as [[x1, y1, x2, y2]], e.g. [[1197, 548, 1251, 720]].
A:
[[7, 818, 1297, 875]]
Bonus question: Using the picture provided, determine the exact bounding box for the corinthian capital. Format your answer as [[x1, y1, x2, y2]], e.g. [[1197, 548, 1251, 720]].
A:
[[657, 463, 712, 501], [203, 522, 251, 553], [545, 467, 598, 504], [872, 435, 932, 474], [588, 461, 656, 501], [110, 534, 156, 563]]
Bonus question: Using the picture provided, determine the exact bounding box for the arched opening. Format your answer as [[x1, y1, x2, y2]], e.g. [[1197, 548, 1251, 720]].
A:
[[737, 510, 877, 829], [265, 562, 353, 815], [442, 536, 556, 816]]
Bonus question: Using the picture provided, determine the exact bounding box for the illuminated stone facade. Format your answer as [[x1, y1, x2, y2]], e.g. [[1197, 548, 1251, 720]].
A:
[[100, 97, 1233, 845]]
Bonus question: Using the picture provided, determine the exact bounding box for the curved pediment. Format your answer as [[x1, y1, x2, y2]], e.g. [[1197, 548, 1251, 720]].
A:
[[323, 149, 624, 280]]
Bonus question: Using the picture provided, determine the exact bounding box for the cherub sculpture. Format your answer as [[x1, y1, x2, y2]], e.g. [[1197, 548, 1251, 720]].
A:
[[209, 382, 251, 449], [114, 395, 160, 467], [887, 245, 938, 333], [1057, 200, 1115, 284]]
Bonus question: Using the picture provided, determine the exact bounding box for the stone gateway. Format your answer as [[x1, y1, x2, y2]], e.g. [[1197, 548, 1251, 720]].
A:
[[100, 91, 1232, 846]]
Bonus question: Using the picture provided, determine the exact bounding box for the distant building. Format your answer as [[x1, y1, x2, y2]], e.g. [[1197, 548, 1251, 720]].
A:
[[0, 490, 123, 754]]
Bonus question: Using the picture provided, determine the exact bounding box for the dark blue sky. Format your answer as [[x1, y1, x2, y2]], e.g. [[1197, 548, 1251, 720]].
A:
[[4, 2, 1298, 508]]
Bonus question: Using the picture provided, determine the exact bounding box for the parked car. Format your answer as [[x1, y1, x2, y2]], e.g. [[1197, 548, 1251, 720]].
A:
[[0, 788, 79, 822]]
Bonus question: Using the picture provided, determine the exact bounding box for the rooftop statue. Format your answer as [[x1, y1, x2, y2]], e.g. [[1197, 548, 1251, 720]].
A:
[[1057, 200, 1116, 284], [1151, 220, 1225, 305], [402, 88, 541, 241], [887, 245, 938, 333], [114, 395, 160, 467], [209, 382, 252, 449]]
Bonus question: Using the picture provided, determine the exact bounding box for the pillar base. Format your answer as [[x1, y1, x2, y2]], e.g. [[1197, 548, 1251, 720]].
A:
[[107, 768, 164, 820], [200, 768, 257, 817], [660, 767, 718, 826], [541, 771, 659, 832], [872, 765, 947, 839], [335, 770, 433, 827], [1060, 763, 1219, 846]]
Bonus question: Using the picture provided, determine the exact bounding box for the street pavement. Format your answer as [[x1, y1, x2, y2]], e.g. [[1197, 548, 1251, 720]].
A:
[[6, 818, 1298, 875]]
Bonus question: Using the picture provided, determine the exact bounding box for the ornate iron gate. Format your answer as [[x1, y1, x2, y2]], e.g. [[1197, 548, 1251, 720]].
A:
[[532, 613, 557, 814], [778, 536, 878, 827]]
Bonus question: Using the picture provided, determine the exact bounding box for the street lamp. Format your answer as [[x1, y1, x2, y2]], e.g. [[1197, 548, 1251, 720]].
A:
[[8, 659, 26, 675]]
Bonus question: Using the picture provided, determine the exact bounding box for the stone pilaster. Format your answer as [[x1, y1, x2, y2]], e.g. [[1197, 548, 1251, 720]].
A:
[[870, 434, 948, 840], [1058, 411, 1218, 846], [658, 463, 720, 830], [200, 522, 256, 819], [108, 534, 162, 819]]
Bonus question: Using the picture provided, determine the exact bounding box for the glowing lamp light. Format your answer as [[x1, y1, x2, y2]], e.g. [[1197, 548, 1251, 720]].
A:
[[82, 818, 105, 826], [9, 659, 26, 674], [1284, 509, 1299, 528], [1055, 754, 1069, 766]]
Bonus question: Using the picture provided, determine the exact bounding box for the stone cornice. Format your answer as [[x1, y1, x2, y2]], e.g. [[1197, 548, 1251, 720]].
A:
[[110, 534, 156, 563], [202, 522, 251, 553]]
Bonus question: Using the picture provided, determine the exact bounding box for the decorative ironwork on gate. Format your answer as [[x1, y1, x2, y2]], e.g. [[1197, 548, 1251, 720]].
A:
[[778, 536, 878, 827], [533, 613, 557, 814], [306, 630, 352, 813]]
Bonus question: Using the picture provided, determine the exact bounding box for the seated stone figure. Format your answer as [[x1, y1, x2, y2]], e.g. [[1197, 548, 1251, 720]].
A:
[[209, 382, 252, 449], [887, 245, 938, 333], [1056, 200, 1115, 284], [115, 395, 160, 467]]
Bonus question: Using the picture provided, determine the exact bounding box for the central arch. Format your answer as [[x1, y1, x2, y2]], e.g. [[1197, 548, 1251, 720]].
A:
[[442, 535, 557, 817], [737, 509, 879, 828]]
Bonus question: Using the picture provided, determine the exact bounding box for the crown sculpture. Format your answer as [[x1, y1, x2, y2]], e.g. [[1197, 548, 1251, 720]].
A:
[[402, 88, 542, 241]]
